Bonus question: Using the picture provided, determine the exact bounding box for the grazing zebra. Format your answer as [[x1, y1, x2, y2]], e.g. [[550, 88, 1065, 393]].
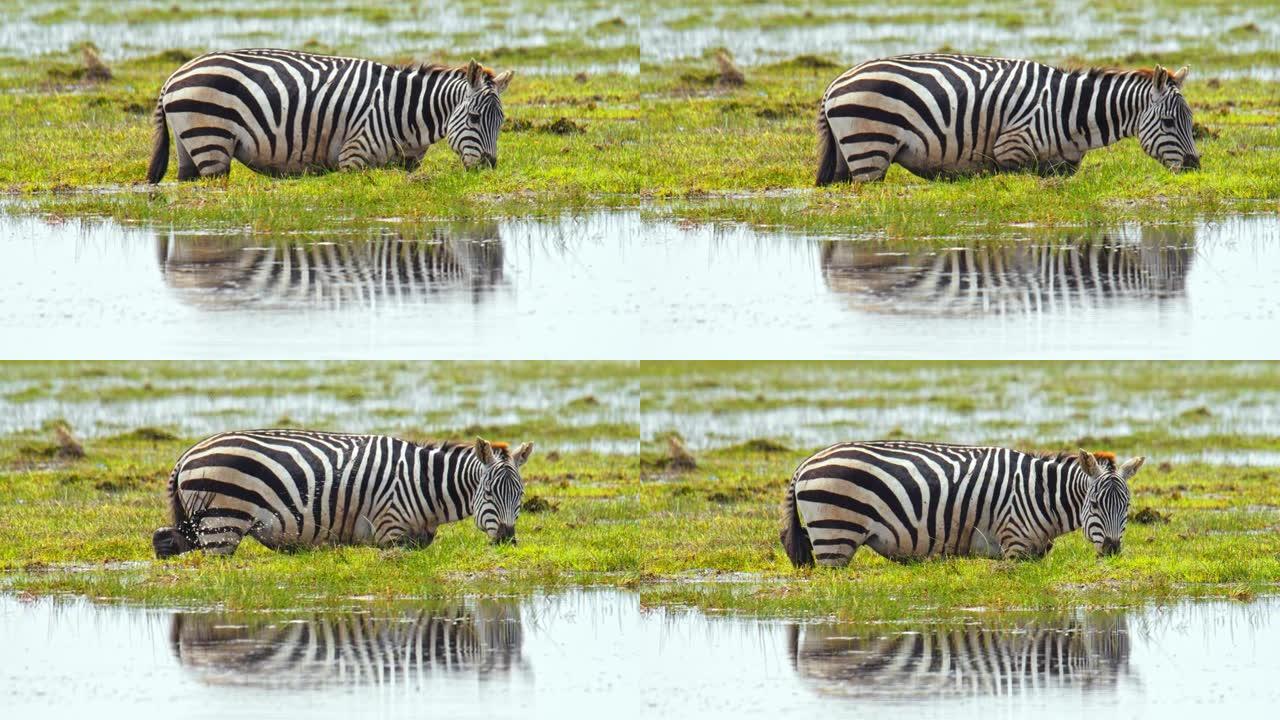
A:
[[780, 442, 1144, 567], [147, 48, 513, 182], [789, 611, 1130, 699], [820, 228, 1194, 316], [171, 600, 524, 687], [156, 225, 504, 309], [152, 430, 533, 558], [816, 53, 1198, 184]]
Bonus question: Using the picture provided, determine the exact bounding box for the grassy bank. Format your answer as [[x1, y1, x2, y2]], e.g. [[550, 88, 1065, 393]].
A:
[[2, 46, 1278, 236], [3, 361, 1278, 620]]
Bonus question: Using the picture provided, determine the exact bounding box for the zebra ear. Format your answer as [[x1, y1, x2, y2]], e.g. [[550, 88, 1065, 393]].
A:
[[511, 442, 534, 467], [492, 70, 513, 95], [1077, 449, 1101, 478], [1171, 66, 1189, 87], [1152, 65, 1169, 93], [1118, 456, 1145, 481], [466, 60, 484, 91], [474, 436, 496, 465]]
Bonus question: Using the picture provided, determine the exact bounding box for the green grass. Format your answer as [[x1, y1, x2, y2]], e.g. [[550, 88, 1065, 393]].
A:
[[2, 45, 1278, 237], [2, 361, 1278, 620]]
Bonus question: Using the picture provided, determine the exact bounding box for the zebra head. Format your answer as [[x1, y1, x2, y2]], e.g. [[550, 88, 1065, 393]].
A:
[[447, 61, 513, 171], [472, 437, 533, 544], [1077, 450, 1145, 556], [1138, 65, 1198, 172]]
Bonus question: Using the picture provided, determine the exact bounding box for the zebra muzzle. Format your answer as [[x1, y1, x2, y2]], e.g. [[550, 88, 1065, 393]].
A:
[[492, 524, 516, 544], [1099, 538, 1122, 556]]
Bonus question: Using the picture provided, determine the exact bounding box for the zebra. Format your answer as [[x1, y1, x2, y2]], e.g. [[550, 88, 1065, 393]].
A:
[[820, 228, 1194, 317], [155, 225, 504, 309], [816, 53, 1198, 184], [147, 48, 513, 182], [789, 611, 1130, 699], [780, 442, 1144, 567], [171, 600, 524, 687], [151, 430, 533, 558]]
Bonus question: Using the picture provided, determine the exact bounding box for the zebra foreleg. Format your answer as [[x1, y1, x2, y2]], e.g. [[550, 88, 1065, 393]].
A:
[[373, 522, 437, 550]]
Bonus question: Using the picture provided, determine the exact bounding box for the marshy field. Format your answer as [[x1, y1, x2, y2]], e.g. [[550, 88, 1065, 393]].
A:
[[3, 2, 1280, 359], [2, 361, 1279, 712], [3, 361, 1277, 615], [3, 0, 1280, 714]]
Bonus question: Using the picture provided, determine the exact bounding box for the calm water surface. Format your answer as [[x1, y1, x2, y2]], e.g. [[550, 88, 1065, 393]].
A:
[[2, 211, 1278, 358], [2, 591, 1278, 718]]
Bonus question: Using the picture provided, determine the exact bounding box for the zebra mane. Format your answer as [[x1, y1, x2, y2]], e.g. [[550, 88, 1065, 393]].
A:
[[398, 61, 497, 80], [1035, 449, 1117, 470], [1065, 65, 1154, 80]]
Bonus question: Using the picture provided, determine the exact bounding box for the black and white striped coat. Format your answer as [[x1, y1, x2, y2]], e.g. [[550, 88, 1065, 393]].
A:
[[820, 232, 1193, 316], [781, 441, 1144, 567], [816, 54, 1198, 184], [147, 49, 512, 182], [156, 226, 505, 309], [152, 430, 533, 558], [172, 601, 524, 687], [789, 612, 1130, 699]]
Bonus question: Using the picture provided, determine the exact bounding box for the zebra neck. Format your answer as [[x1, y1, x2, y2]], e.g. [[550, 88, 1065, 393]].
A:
[[396, 67, 471, 148], [414, 445, 483, 522], [1076, 70, 1154, 150], [1057, 463, 1093, 535]]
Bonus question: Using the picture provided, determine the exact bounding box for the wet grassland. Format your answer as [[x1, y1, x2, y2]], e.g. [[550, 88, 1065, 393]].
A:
[[2, 0, 1280, 237], [3, 361, 1278, 623]]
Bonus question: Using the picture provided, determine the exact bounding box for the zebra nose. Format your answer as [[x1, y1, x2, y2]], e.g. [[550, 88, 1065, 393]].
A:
[[484, 152, 497, 169], [1183, 153, 1200, 170], [493, 524, 516, 544], [1100, 539, 1121, 556]]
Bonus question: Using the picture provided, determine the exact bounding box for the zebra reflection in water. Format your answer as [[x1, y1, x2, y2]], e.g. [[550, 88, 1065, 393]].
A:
[[156, 223, 504, 309], [789, 612, 1131, 699], [171, 600, 524, 687], [821, 227, 1193, 316]]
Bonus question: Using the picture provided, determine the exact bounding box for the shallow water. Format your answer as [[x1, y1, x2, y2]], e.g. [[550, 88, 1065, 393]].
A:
[[643, 2, 1280, 78], [0, 1, 638, 74], [639, 361, 1280, 462], [2, 590, 1278, 717], [3, 211, 1279, 359], [0, 361, 639, 453]]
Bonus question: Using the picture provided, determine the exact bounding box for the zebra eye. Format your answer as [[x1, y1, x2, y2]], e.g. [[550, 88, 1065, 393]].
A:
[[468, 112, 481, 123], [1161, 118, 1176, 128]]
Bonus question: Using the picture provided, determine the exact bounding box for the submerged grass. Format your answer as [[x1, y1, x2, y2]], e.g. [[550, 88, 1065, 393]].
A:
[[3, 361, 1279, 620], [1, 45, 1278, 237]]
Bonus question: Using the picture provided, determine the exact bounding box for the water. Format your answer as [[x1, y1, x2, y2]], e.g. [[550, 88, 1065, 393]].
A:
[[643, 1, 1280, 78], [3, 211, 1279, 359], [0, 360, 640, 453], [2, 590, 1278, 717], [0, 1, 639, 75]]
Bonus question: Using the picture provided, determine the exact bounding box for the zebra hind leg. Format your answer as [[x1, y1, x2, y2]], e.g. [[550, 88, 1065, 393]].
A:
[[175, 139, 198, 181], [193, 512, 251, 556], [808, 523, 868, 568]]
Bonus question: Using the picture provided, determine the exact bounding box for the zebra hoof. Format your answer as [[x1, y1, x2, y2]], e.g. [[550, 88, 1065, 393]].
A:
[[153, 527, 192, 559]]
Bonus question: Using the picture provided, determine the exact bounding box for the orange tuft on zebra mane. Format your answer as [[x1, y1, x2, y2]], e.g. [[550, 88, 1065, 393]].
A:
[[489, 441, 509, 450], [1093, 451, 1117, 463]]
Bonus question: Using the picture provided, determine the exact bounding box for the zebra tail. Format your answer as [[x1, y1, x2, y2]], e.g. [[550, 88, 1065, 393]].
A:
[[815, 102, 849, 187], [147, 96, 169, 184], [152, 463, 193, 558], [780, 473, 814, 568]]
